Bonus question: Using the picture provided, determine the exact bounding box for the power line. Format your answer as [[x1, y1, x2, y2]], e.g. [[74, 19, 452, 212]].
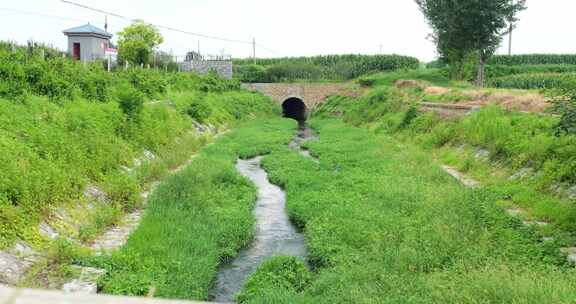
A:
[[0, 7, 86, 23], [60, 0, 254, 45], [0, 7, 124, 32]]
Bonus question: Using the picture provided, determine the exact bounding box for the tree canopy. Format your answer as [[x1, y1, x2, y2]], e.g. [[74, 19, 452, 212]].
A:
[[416, 0, 526, 86], [117, 21, 164, 66]]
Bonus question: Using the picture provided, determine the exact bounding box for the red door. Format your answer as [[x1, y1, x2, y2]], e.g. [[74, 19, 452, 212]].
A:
[[73, 43, 81, 60]]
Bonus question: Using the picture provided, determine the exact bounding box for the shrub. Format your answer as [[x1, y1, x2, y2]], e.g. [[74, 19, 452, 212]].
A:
[[117, 69, 167, 99], [116, 86, 145, 120], [234, 64, 267, 82], [550, 89, 576, 136]]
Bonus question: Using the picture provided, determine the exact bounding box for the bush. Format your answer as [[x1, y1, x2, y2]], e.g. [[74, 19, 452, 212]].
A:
[[116, 69, 167, 99], [551, 89, 576, 135], [237, 256, 311, 303], [234, 64, 267, 82], [116, 86, 145, 120]]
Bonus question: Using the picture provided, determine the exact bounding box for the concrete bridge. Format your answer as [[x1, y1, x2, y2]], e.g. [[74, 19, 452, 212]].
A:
[[242, 83, 363, 121]]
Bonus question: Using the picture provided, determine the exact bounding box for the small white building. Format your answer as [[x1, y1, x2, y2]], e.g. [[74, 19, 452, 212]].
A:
[[63, 24, 114, 62]]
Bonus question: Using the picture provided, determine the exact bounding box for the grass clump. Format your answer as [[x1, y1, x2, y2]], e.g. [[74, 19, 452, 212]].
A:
[[236, 256, 311, 303]]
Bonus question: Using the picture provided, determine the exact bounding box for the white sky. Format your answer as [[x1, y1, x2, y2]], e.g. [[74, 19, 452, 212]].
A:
[[0, 0, 574, 62]]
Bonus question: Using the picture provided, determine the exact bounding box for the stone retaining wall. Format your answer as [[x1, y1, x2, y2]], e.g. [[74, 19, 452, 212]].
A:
[[180, 60, 233, 79], [0, 285, 213, 304]]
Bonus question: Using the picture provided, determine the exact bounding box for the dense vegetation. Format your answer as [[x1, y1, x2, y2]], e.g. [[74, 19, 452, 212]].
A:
[[315, 70, 576, 234], [235, 118, 576, 303], [0, 41, 277, 250], [233, 54, 420, 82], [87, 119, 295, 299]]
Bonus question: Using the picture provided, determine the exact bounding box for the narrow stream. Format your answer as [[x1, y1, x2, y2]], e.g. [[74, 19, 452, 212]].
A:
[[211, 125, 316, 302], [289, 125, 319, 162]]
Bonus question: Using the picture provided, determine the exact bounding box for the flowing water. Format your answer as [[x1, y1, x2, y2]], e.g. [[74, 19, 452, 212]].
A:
[[211, 158, 306, 302], [211, 125, 316, 302], [289, 125, 319, 162]]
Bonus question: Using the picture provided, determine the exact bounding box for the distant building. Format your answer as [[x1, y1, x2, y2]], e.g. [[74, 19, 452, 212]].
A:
[[63, 24, 116, 62]]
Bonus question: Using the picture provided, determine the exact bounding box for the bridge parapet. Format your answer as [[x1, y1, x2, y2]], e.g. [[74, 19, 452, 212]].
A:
[[242, 83, 363, 111]]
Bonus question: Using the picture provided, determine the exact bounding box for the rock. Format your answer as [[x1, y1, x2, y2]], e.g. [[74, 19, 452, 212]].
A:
[[474, 148, 490, 161], [12, 242, 37, 257], [39, 222, 59, 240], [91, 210, 143, 255], [0, 252, 35, 285], [143, 150, 156, 161], [567, 185, 576, 200], [510, 167, 533, 181], [505, 208, 524, 217], [560, 247, 576, 265], [62, 267, 106, 294], [441, 166, 480, 188], [395, 80, 419, 89], [550, 183, 564, 195], [83, 185, 107, 203], [523, 220, 549, 227]]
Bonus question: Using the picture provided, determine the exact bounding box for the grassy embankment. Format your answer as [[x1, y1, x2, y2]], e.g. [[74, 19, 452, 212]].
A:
[[237, 118, 576, 303], [0, 41, 278, 287], [314, 69, 576, 249]]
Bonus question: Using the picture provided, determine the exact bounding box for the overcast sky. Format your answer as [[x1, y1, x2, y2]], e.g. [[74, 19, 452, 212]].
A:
[[0, 0, 574, 62]]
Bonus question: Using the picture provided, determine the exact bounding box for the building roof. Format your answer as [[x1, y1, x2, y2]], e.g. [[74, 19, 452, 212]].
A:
[[63, 24, 112, 38]]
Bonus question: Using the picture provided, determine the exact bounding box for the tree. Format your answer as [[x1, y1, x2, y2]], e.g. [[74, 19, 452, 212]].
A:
[[117, 21, 164, 66], [416, 0, 526, 86]]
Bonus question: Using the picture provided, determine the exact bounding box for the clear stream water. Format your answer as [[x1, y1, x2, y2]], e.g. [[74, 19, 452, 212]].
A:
[[211, 126, 316, 302]]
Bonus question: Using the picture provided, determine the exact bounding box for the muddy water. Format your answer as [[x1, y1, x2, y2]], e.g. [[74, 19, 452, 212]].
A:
[[211, 157, 307, 302]]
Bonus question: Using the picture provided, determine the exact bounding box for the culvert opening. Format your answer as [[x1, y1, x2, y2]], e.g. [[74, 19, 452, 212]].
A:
[[282, 98, 307, 122]]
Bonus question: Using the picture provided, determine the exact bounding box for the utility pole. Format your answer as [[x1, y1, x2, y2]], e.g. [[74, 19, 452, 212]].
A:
[[379, 44, 383, 55], [253, 37, 256, 64], [508, 0, 513, 55], [104, 15, 108, 32], [197, 40, 201, 57]]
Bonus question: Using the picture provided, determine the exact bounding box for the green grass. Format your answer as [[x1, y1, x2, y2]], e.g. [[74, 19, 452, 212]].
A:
[[357, 68, 463, 88], [0, 73, 276, 250], [86, 119, 297, 300], [238, 118, 576, 303], [314, 84, 576, 239]]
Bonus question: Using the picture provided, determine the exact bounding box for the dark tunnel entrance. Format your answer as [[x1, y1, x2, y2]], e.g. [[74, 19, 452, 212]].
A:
[[282, 98, 307, 122]]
